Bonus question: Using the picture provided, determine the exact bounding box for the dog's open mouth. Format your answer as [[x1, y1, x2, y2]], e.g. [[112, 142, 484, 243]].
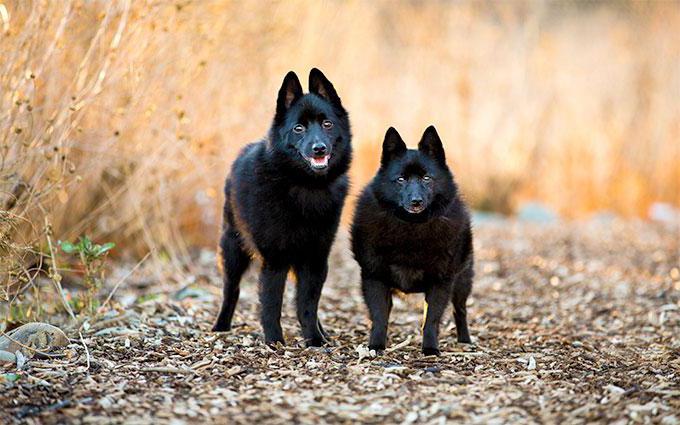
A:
[[305, 154, 330, 170], [405, 205, 426, 214]]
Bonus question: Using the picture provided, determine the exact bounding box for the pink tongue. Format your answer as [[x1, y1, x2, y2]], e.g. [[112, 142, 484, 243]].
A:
[[312, 156, 329, 166]]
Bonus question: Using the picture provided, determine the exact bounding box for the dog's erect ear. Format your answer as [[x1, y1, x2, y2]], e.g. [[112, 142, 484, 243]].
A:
[[309, 68, 345, 112], [418, 125, 446, 165], [275, 71, 303, 125], [381, 127, 407, 167]]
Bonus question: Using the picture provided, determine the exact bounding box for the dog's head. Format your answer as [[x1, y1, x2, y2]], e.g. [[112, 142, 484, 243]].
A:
[[269, 69, 351, 179], [374, 126, 456, 222]]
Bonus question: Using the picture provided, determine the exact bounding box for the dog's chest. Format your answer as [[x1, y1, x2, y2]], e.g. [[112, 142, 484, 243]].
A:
[[378, 222, 456, 289], [389, 265, 426, 292], [286, 185, 344, 219]]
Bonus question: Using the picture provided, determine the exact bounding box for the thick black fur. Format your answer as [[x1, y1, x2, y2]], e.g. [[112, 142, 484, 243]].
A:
[[212, 69, 352, 347], [351, 126, 473, 355]]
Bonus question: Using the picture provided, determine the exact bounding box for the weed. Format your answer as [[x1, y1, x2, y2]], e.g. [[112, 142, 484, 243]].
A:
[[59, 237, 115, 315]]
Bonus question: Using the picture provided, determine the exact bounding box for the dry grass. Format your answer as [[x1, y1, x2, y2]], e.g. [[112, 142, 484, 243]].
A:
[[1, 1, 679, 310]]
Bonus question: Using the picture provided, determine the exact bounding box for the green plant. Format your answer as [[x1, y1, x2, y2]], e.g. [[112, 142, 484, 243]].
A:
[[59, 236, 115, 314]]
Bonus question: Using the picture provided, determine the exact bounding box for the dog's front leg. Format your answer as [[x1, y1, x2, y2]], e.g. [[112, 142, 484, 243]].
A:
[[362, 278, 392, 352], [422, 283, 452, 356], [294, 262, 328, 347], [259, 263, 288, 345]]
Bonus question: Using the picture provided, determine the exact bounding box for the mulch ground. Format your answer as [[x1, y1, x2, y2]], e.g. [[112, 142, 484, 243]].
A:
[[1, 219, 679, 424]]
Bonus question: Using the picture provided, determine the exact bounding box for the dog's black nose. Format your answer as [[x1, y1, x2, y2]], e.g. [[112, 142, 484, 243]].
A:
[[312, 143, 327, 156], [411, 199, 423, 208]]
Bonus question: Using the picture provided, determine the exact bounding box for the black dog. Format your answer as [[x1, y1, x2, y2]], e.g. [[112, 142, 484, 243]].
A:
[[351, 126, 473, 355], [212, 69, 352, 347]]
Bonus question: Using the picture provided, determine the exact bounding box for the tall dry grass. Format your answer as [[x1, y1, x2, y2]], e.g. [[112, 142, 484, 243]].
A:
[[1, 1, 679, 304]]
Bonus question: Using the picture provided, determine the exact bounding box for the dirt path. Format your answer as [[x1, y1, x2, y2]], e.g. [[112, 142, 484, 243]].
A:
[[1, 220, 679, 424]]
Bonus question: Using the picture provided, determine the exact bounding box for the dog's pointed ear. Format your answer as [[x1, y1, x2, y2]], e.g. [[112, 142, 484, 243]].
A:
[[309, 68, 345, 113], [418, 125, 446, 165], [381, 127, 407, 167], [275, 71, 303, 125]]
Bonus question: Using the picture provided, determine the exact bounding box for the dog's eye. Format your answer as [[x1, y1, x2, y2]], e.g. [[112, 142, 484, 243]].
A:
[[293, 124, 305, 134], [322, 120, 333, 129], [423, 175, 432, 181], [397, 176, 406, 183]]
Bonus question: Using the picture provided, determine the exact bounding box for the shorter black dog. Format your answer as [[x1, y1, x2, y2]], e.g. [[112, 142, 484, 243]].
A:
[[351, 126, 474, 355]]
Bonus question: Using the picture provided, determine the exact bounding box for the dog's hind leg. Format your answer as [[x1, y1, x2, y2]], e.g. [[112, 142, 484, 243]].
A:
[[451, 260, 473, 343], [212, 227, 251, 332], [317, 319, 329, 339]]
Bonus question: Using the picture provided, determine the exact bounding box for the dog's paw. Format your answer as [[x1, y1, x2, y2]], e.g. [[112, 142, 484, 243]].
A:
[[422, 347, 441, 356], [306, 337, 328, 348], [457, 334, 472, 344], [265, 338, 286, 347], [211, 323, 231, 332], [368, 344, 386, 353]]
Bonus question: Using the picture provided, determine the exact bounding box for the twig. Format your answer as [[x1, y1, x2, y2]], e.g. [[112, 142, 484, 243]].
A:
[[43, 217, 76, 322], [79, 331, 90, 370], [98, 251, 151, 313], [43, 216, 92, 371], [443, 351, 489, 357], [385, 336, 412, 353], [141, 366, 195, 375]]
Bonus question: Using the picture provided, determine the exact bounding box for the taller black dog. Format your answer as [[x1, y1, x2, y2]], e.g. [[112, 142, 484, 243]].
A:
[[212, 69, 351, 347], [351, 126, 473, 355]]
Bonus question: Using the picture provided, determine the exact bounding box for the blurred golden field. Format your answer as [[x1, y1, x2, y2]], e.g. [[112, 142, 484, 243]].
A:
[[1, 0, 679, 285]]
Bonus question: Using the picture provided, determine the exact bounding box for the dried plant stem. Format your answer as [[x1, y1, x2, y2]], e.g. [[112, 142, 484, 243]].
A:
[[78, 331, 90, 370], [98, 251, 151, 313], [44, 217, 76, 322]]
